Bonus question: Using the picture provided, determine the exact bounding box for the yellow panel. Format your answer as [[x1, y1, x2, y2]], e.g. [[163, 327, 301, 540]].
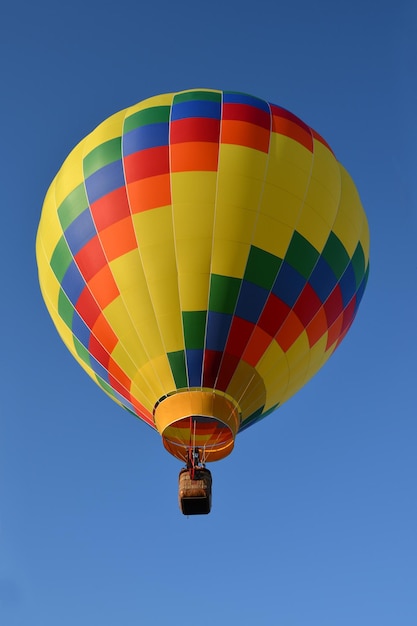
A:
[[268, 133, 313, 174], [213, 205, 257, 244], [178, 271, 210, 310], [225, 361, 266, 420], [132, 205, 173, 247], [173, 204, 216, 239], [110, 342, 142, 381], [176, 236, 212, 274], [252, 213, 294, 258], [133, 354, 176, 404], [108, 251, 165, 357], [296, 205, 334, 253], [255, 340, 289, 405], [171, 171, 217, 206], [211, 239, 250, 278], [36, 181, 64, 264], [54, 141, 86, 205], [260, 183, 304, 228], [103, 297, 150, 368], [216, 173, 264, 212], [285, 331, 310, 372], [144, 278, 183, 352], [220, 143, 268, 178]]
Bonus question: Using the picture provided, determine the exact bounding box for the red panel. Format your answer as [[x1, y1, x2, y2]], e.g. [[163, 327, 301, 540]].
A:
[[324, 285, 344, 328], [124, 146, 169, 183], [75, 287, 101, 328], [90, 187, 131, 231], [75, 236, 107, 282], [225, 317, 254, 358], [259, 293, 291, 336], [340, 297, 356, 336], [202, 350, 223, 388], [293, 283, 322, 328], [170, 118, 220, 143], [88, 334, 110, 369], [215, 352, 240, 391], [222, 103, 270, 129]]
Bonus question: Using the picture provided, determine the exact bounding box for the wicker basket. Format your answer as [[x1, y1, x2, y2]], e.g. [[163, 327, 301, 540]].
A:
[[178, 468, 212, 515]]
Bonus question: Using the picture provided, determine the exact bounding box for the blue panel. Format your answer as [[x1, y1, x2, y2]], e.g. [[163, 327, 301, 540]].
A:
[[112, 390, 135, 413], [223, 91, 270, 112], [338, 262, 357, 306], [123, 123, 169, 155], [61, 261, 86, 305], [171, 100, 221, 121], [89, 355, 109, 382], [84, 160, 125, 204], [272, 262, 306, 307], [64, 209, 96, 256], [186, 349, 204, 387], [205, 312, 232, 351], [235, 281, 269, 323], [309, 256, 338, 302], [71, 310, 91, 348]]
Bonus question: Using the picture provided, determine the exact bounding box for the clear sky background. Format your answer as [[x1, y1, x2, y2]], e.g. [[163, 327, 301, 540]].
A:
[[1, 1, 416, 624]]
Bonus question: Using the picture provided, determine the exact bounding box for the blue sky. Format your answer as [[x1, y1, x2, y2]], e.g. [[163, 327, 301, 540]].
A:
[[1, 1, 416, 624]]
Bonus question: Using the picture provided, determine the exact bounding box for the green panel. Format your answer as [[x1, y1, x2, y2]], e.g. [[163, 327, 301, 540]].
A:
[[244, 246, 282, 290], [285, 231, 319, 279], [173, 90, 221, 103], [124, 106, 171, 133], [182, 311, 207, 350], [351, 242, 366, 287], [167, 351, 188, 388], [209, 274, 241, 314], [73, 337, 91, 366], [83, 137, 122, 178], [322, 232, 350, 279], [57, 184, 89, 230], [50, 237, 73, 281], [58, 289, 74, 329], [96, 376, 116, 397]]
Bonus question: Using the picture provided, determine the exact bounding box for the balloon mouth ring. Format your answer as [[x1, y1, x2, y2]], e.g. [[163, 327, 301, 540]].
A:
[[153, 389, 241, 463]]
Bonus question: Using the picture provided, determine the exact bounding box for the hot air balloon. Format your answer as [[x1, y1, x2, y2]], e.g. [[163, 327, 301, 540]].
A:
[[36, 89, 369, 514]]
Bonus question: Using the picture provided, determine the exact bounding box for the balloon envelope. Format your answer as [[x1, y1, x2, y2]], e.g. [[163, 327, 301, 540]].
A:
[[36, 89, 369, 462]]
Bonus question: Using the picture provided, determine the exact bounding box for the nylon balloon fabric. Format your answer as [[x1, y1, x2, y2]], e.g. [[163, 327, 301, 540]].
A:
[[36, 89, 370, 462]]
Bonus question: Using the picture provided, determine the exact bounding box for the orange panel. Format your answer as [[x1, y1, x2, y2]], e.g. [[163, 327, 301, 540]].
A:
[[128, 174, 171, 213], [276, 310, 304, 352], [170, 141, 219, 172], [91, 312, 119, 353], [100, 217, 137, 261], [306, 307, 328, 347], [242, 326, 273, 366], [221, 120, 270, 152], [87, 265, 119, 309]]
